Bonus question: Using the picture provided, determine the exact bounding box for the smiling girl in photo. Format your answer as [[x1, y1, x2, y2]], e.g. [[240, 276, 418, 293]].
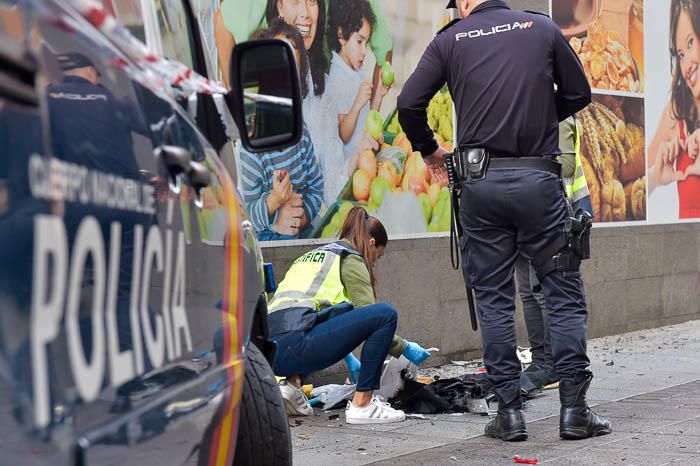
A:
[[650, 0, 700, 217]]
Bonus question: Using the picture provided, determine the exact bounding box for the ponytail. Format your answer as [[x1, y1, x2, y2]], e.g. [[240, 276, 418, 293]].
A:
[[338, 207, 388, 295]]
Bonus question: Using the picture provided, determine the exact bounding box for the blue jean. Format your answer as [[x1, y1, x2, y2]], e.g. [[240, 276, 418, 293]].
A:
[[271, 303, 398, 391]]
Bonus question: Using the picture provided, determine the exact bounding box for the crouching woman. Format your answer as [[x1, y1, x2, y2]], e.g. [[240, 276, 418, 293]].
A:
[[268, 207, 431, 424]]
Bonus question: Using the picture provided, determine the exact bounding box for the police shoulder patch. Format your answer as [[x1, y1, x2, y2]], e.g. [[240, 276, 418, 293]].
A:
[[524, 10, 550, 18], [437, 18, 461, 35]]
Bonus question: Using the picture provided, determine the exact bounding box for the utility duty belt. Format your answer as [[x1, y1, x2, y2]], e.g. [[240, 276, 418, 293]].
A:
[[450, 147, 561, 182], [443, 147, 593, 287]]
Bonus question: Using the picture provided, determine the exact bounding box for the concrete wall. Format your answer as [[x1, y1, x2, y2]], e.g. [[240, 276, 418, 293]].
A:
[[262, 223, 700, 368]]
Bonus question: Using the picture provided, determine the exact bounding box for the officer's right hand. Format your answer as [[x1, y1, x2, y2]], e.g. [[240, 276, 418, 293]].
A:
[[424, 146, 448, 169], [424, 146, 449, 185]]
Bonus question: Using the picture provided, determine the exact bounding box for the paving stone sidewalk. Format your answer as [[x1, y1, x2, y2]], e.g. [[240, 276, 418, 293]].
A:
[[291, 320, 700, 466]]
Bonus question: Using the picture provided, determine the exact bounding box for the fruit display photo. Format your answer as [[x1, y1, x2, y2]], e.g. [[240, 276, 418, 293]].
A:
[[577, 95, 646, 222], [288, 0, 459, 240]]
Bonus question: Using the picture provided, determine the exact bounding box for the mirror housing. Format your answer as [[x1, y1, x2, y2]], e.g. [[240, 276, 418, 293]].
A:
[[229, 39, 303, 153]]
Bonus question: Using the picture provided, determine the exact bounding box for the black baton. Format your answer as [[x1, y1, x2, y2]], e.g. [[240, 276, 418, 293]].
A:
[[444, 153, 478, 331]]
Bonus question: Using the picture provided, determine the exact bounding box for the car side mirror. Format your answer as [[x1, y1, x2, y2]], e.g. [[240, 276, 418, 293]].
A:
[[229, 39, 303, 153]]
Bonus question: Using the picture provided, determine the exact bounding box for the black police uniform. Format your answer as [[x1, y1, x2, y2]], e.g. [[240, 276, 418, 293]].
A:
[[398, 0, 610, 441]]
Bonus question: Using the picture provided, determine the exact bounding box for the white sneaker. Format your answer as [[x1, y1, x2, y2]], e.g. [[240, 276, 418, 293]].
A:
[[278, 380, 313, 416], [345, 396, 406, 424]]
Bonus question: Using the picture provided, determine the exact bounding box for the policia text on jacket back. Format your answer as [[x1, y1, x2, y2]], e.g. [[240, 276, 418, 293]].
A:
[[396, 0, 612, 442]]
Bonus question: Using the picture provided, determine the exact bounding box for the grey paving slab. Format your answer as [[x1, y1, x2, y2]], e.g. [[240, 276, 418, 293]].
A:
[[385, 418, 489, 440], [292, 428, 448, 466], [293, 320, 700, 466], [592, 403, 699, 421], [542, 447, 696, 465], [292, 413, 430, 433], [600, 414, 686, 434], [596, 432, 700, 455], [648, 419, 700, 436]]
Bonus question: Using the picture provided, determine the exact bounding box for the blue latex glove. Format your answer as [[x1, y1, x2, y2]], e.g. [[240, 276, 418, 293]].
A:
[[344, 354, 361, 383], [403, 341, 431, 366]]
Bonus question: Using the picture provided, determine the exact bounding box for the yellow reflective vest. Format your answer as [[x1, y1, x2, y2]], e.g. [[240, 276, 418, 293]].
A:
[[268, 241, 360, 314], [563, 118, 591, 205]]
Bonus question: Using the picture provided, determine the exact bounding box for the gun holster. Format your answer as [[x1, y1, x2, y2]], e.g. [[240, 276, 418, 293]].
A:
[[567, 209, 593, 261], [534, 209, 593, 279], [455, 147, 490, 181]]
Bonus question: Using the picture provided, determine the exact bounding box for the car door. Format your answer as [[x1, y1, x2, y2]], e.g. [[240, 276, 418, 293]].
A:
[[116, 0, 264, 343], [0, 0, 245, 464]]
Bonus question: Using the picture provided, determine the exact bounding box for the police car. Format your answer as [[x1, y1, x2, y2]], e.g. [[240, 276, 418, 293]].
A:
[[0, 0, 302, 463]]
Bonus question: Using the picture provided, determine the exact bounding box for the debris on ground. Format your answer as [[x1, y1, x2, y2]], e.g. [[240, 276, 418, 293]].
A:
[[390, 374, 496, 415], [606, 360, 615, 366], [311, 384, 356, 410], [377, 355, 416, 400], [297, 434, 311, 441], [513, 456, 538, 464], [328, 414, 340, 421]]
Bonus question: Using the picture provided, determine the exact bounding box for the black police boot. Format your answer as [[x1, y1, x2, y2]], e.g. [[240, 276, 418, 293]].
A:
[[520, 364, 558, 397], [559, 376, 612, 440], [484, 395, 527, 442]]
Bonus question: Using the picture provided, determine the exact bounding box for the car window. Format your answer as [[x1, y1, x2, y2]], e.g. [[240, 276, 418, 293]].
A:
[[153, 0, 196, 69], [104, 0, 146, 43], [103, 0, 196, 69]]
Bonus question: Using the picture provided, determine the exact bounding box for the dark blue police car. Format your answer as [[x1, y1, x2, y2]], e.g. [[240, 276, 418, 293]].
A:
[[0, 0, 304, 463]]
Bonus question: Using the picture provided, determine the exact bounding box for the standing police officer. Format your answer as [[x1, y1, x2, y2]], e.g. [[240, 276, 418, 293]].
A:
[[397, 0, 611, 441]]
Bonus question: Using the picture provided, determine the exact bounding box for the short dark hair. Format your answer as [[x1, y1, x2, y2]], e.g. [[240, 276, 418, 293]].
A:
[[252, 18, 310, 98], [328, 0, 376, 53]]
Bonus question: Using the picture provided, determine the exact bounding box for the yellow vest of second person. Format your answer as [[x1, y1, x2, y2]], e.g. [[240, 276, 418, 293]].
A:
[[267, 241, 361, 314], [564, 119, 590, 203]]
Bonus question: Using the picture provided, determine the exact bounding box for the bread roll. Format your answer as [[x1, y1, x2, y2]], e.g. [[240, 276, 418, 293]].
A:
[[624, 176, 646, 220], [600, 178, 626, 222], [619, 124, 645, 182]]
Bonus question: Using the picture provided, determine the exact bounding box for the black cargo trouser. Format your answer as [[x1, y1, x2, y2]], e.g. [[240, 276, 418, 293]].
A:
[[459, 168, 591, 408]]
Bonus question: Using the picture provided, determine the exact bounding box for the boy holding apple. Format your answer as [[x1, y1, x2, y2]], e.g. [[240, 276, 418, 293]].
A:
[[323, 0, 391, 204], [239, 20, 324, 240]]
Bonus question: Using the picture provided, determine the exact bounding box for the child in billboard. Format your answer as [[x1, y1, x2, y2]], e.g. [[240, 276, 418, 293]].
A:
[[239, 19, 324, 240], [214, 1, 393, 209], [650, 0, 700, 217], [323, 0, 389, 202]]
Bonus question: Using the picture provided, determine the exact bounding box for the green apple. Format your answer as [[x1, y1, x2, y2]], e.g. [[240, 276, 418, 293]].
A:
[[321, 224, 338, 238], [369, 176, 391, 208], [417, 193, 432, 223], [381, 61, 395, 87], [330, 212, 343, 229], [337, 201, 354, 219], [365, 109, 383, 140]]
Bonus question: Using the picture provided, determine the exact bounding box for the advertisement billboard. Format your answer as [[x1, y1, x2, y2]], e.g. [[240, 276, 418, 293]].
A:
[[200, 0, 456, 242], [193, 0, 699, 242]]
